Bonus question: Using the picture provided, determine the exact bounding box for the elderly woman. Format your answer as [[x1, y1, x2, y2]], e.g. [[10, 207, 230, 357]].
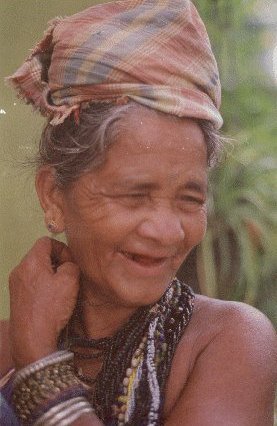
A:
[[0, 0, 276, 425]]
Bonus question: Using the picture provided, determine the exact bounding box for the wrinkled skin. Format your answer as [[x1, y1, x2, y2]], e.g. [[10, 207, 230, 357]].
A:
[[58, 111, 208, 310], [2, 108, 276, 425]]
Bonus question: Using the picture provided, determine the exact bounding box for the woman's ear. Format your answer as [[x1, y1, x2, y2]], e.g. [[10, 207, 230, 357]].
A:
[[35, 167, 65, 234]]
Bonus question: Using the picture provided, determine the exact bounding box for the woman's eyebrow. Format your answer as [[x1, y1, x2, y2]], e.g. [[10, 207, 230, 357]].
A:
[[178, 180, 207, 194], [111, 179, 160, 191], [110, 179, 207, 194]]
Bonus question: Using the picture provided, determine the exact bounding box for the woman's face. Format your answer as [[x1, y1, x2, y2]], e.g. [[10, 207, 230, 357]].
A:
[[60, 109, 208, 307]]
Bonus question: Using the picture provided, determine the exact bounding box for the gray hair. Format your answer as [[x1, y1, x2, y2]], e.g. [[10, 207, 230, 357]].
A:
[[37, 102, 223, 188]]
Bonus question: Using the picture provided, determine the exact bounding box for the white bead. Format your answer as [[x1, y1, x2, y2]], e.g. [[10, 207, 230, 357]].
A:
[[126, 368, 132, 377], [123, 377, 129, 387], [134, 348, 141, 357], [131, 358, 139, 368]]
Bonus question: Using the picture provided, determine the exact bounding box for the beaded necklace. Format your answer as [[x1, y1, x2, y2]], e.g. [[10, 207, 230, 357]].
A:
[[60, 278, 194, 425]]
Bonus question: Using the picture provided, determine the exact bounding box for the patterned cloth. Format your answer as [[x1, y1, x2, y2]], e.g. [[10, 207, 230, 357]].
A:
[[6, 0, 223, 128]]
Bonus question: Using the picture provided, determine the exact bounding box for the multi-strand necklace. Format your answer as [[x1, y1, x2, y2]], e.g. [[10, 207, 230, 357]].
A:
[[60, 278, 194, 425]]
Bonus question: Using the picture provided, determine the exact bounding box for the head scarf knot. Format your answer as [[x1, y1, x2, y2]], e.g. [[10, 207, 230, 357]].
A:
[[6, 0, 223, 128]]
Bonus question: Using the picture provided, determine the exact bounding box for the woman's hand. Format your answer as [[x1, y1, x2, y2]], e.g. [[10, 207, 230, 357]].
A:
[[9, 237, 80, 369]]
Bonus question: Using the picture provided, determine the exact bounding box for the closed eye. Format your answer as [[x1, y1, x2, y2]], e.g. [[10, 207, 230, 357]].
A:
[[104, 192, 151, 208], [102, 192, 148, 199], [176, 195, 206, 212], [179, 195, 205, 204], [123, 193, 151, 205]]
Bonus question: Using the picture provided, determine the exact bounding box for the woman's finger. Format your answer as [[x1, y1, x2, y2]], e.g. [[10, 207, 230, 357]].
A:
[[56, 261, 80, 281], [50, 238, 74, 270], [19, 237, 54, 274], [21, 237, 73, 273]]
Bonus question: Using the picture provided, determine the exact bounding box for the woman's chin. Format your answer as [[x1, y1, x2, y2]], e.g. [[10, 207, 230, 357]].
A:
[[108, 274, 175, 308], [81, 263, 177, 309]]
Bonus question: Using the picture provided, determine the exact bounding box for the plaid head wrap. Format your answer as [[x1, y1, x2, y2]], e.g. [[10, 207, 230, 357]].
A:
[[7, 0, 223, 128]]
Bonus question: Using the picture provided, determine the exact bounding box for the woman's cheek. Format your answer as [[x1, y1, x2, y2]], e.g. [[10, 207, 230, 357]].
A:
[[189, 209, 207, 245]]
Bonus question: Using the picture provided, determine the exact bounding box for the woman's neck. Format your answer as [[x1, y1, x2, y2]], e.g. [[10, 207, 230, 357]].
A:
[[76, 283, 138, 340]]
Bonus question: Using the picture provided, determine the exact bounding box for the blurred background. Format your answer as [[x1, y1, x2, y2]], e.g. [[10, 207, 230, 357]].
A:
[[0, 0, 276, 327]]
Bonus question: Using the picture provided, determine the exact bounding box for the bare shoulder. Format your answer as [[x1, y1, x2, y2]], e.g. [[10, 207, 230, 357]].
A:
[[192, 294, 276, 352], [164, 295, 277, 425], [0, 319, 13, 377], [194, 293, 276, 328], [170, 293, 276, 376], [181, 294, 277, 374]]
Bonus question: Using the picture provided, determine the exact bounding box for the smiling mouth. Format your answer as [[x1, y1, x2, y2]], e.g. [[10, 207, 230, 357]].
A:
[[121, 251, 168, 267]]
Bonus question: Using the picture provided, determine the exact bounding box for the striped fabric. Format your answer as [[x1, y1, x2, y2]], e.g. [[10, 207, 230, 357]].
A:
[[7, 0, 223, 128]]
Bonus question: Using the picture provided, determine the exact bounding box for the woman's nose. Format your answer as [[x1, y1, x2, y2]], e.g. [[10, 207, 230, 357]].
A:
[[137, 207, 185, 246]]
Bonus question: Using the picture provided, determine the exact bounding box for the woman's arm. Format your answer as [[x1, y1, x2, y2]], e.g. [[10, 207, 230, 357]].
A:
[[4, 237, 106, 425], [8, 237, 80, 369], [164, 303, 277, 426]]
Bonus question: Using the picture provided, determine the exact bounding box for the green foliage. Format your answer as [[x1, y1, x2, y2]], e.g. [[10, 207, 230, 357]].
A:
[[194, 0, 277, 324], [199, 134, 276, 309]]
